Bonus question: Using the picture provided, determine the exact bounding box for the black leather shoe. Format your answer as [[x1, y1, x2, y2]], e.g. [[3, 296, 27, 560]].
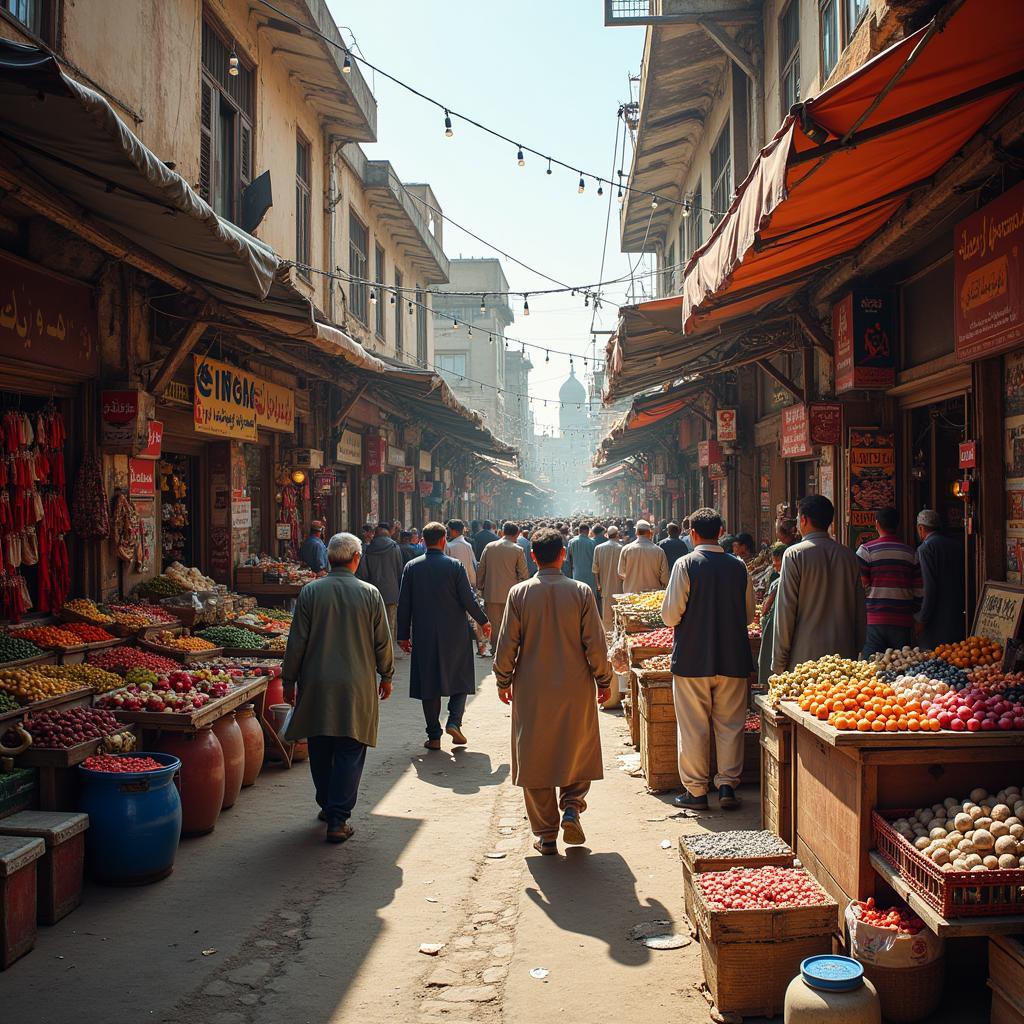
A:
[[719, 785, 741, 809], [673, 790, 709, 810]]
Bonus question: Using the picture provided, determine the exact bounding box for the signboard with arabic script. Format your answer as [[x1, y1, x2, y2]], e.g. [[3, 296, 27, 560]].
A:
[[955, 181, 1024, 362], [0, 250, 98, 375], [194, 355, 258, 439], [972, 581, 1024, 646]]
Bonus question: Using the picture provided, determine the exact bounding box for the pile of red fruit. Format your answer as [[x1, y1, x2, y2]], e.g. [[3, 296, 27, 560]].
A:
[[632, 627, 675, 649], [107, 602, 179, 623], [94, 669, 235, 714], [852, 898, 925, 935], [922, 687, 1024, 732], [63, 622, 117, 643], [88, 646, 179, 675], [743, 712, 761, 733], [82, 754, 165, 773], [15, 707, 120, 748], [697, 866, 831, 911]]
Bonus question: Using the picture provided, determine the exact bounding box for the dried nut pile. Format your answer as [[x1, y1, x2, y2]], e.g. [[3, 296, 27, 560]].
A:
[[63, 598, 115, 623], [890, 673, 951, 704], [682, 830, 792, 860], [0, 668, 89, 702], [38, 664, 124, 693], [869, 646, 934, 674], [891, 786, 1024, 872], [768, 656, 876, 708], [640, 654, 672, 671]]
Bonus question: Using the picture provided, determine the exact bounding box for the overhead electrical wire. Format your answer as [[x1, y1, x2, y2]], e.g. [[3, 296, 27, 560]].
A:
[[253, 0, 726, 220]]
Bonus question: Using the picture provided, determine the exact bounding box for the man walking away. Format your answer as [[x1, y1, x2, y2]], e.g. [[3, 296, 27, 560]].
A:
[[659, 522, 689, 571], [397, 522, 490, 750], [915, 509, 965, 649], [856, 507, 923, 656], [494, 527, 612, 855], [282, 533, 393, 843], [566, 523, 598, 596], [624, 519, 636, 542], [477, 522, 529, 649], [681, 517, 695, 553], [399, 531, 420, 565], [472, 519, 499, 561], [661, 508, 754, 811], [772, 495, 866, 672], [446, 518, 489, 657], [518, 524, 538, 577], [298, 521, 329, 574], [593, 525, 624, 633], [618, 519, 669, 594], [359, 522, 405, 654]]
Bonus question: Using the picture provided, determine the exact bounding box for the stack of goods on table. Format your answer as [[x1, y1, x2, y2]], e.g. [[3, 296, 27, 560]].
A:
[[233, 608, 291, 637], [87, 646, 180, 676], [196, 624, 269, 653], [611, 590, 665, 633], [679, 829, 836, 1019], [234, 557, 317, 589], [139, 629, 222, 662], [93, 666, 236, 716], [65, 598, 181, 637], [0, 631, 46, 667]]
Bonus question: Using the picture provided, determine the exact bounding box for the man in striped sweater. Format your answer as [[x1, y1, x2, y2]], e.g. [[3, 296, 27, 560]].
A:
[[855, 507, 923, 657]]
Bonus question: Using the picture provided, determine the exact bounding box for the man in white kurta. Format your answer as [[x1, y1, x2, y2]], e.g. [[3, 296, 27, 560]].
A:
[[494, 527, 613, 855], [617, 519, 669, 594]]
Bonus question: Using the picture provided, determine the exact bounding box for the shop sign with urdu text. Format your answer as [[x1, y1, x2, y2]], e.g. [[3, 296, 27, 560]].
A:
[[954, 180, 1024, 362], [193, 355, 295, 440], [833, 291, 896, 392]]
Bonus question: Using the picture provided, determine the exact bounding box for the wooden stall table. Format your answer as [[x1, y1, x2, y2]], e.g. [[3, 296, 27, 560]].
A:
[[778, 702, 1024, 938], [756, 694, 794, 845], [232, 582, 305, 610]]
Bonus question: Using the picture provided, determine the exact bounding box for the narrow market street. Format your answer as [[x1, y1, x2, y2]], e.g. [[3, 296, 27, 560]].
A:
[[4, 656, 755, 1024]]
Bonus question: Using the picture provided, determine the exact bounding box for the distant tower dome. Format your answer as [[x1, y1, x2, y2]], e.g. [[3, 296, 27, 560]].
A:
[[558, 368, 587, 404]]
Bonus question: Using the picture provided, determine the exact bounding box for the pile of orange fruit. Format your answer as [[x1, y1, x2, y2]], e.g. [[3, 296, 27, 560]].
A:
[[798, 678, 942, 732], [934, 636, 1002, 668]]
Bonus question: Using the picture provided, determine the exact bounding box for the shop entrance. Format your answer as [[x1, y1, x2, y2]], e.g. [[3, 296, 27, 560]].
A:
[[160, 452, 197, 568]]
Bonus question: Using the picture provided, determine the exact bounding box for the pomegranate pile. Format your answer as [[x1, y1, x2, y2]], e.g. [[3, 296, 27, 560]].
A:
[[696, 866, 831, 910], [94, 668, 237, 714]]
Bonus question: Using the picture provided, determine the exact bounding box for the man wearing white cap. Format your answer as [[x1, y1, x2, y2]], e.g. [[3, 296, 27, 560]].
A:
[[617, 519, 669, 595], [915, 509, 965, 648]]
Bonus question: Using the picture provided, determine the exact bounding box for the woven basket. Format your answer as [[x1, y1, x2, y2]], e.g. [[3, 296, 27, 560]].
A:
[[860, 956, 945, 1023]]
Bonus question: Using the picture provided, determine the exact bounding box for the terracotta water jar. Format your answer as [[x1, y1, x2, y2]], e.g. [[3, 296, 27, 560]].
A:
[[212, 712, 245, 810], [155, 727, 225, 836], [235, 704, 265, 787]]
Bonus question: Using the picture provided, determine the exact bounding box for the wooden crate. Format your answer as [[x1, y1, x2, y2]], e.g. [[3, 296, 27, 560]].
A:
[[990, 935, 1024, 1022], [626, 671, 640, 749], [637, 676, 679, 791], [759, 695, 794, 844], [678, 837, 794, 936]]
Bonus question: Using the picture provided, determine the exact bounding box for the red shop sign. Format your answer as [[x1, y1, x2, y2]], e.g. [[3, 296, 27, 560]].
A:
[[137, 420, 163, 460], [833, 291, 896, 393], [809, 403, 841, 446], [396, 466, 416, 493], [959, 440, 977, 469], [128, 458, 155, 497], [716, 408, 738, 442], [362, 435, 387, 475], [954, 180, 1024, 362], [780, 404, 813, 458], [697, 439, 722, 467]]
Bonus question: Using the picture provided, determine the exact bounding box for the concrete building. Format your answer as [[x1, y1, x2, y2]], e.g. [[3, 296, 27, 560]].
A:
[[433, 258, 514, 434]]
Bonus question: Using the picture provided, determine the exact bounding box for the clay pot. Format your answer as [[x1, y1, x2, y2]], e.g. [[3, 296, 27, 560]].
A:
[[212, 712, 245, 810], [263, 675, 285, 724], [235, 704, 264, 787], [155, 727, 225, 836]]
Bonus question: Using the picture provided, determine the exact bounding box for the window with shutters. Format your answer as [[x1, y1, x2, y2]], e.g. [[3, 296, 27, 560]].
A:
[[711, 125, 732, 223], [416, 288, 427, 364], [687, 183, 704, 258], [780, 0, 801, 118], [199, 18, 254, 225], [394, 268, 404, 357], [349, 211, 369, 325], [374, 246, 385, 337], [819, 0, 839, 79], [295, 134, 311, 278]]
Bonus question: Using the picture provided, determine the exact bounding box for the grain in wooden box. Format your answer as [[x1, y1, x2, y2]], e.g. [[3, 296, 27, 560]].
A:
[[677, 835, 795, 936], [691, 871, 835, 1017], [637, 674, 679, 791]]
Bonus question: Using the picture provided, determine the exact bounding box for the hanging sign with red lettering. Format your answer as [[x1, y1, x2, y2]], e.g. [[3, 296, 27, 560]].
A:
[[780, 404, 813, 458], [833, 291, 896, 392], [137, 420, 163, 460], [716, 408, 738, 442], [128, 458, 155, 497], [697, 439, 722, 467], [959, 440, 977, 469], [396, 466, 416, 493], [363, 435, 387, 475], [954, 181, 1024, 362]]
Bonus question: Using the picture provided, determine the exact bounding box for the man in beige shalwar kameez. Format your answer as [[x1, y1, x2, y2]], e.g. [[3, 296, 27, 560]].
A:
[[494, 527, 613, 855]]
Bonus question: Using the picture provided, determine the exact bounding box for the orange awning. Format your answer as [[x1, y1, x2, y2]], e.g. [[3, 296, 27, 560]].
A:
[[679, 0, 1024, 335], [596, 380, 706, 464]]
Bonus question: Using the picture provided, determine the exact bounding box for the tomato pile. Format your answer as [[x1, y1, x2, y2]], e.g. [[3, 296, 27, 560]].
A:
[[743, 712, 760, 733], [696, 866, 831, 910], [88, 647, 179, 675], [853, 898, 925, 934], [630, 627, 674, 649], [63, 622, 116, 643], [11, 625, 82, 649], [82, 754, 165, 773], [17, 707, 120, 749]]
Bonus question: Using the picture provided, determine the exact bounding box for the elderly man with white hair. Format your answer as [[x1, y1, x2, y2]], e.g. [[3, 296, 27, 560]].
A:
[[282, 531, 395, 843]]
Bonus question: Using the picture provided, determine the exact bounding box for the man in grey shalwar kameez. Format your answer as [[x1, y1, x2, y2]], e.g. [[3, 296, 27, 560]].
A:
[[282, 533, 394, 843]]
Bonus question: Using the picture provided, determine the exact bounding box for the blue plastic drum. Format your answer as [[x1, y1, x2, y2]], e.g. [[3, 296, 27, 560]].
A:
[[78, 752, 182, 884]]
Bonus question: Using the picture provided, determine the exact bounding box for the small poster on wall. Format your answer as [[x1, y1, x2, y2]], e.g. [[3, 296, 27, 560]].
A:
[[848, 428, 896, 548]]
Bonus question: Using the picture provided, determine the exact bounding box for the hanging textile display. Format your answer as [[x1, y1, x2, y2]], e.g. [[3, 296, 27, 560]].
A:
[[111, 490, 141, 563], [72, 453, 109, 539]]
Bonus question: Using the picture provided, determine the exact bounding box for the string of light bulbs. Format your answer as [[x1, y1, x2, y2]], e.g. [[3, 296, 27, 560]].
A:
[[293, 260, 607, 371], [252, 0, 728, 221]]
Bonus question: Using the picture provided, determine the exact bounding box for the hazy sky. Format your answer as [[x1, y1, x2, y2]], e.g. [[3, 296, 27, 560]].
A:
[[326, 1, 648, 431]]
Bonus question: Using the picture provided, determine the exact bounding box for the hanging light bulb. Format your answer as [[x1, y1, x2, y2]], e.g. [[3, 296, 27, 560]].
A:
[[682, 198, 692, 219], [584, 293, 590, 308], [523, 295, 530, 317], [443, 109, 453, 138], [651, 196, 658, 209], [578, 173, 585, 194], [342, 51, 352, 74], [597, 182, 604, 196], [617, 187, 624, 204], [408, 300, 414, 315], [389, 291, 396, 305], [479, 295, 486, 314], [228, 48, 240, 76], [709, 212, 718, 227], [467, 325, 473, 337], [545, 350, 550, 363], [546, 158, 552, 176], [369, 289, 377, 305], [453, 319, 460, 330], [517, 145, 525, 167]]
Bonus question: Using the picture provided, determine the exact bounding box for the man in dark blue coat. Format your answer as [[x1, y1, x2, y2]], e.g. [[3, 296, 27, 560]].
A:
[[398, 521, 491, 750], [914, 509, 965, 648]]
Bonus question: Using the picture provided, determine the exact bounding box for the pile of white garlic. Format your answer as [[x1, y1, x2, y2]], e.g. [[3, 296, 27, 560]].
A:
[[891, 787, 1024, 873], [890, 673, 950, 704]]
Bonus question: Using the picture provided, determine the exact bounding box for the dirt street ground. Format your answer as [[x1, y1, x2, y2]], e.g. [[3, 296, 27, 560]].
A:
[[3, 656, 760, 1024]]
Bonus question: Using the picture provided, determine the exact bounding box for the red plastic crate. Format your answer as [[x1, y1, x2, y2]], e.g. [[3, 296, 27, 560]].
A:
[[872, 809, 1024, 919]]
